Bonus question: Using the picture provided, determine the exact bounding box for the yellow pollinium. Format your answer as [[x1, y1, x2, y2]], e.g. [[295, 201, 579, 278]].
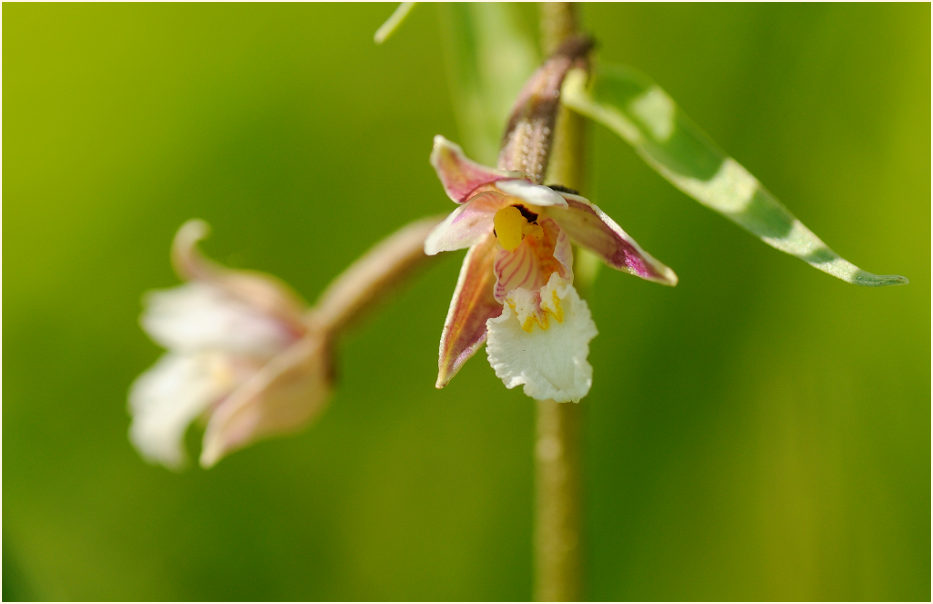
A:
[[494, 205, 544, 252], [493, 206, 526, 251]]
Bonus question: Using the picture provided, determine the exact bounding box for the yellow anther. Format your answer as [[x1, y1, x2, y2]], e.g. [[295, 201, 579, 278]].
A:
[[493, 206, 526, 251]]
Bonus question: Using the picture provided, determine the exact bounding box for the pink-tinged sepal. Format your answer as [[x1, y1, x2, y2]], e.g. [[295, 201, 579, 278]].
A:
[[171, 219, 309, 334], [200, 335, 333, 468], [436, 233, 502, 388], [545, 194, 678, 286], [431, 136, 518, 203]]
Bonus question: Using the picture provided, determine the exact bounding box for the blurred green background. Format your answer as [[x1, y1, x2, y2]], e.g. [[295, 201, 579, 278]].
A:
[[3, 3, 929, 601]]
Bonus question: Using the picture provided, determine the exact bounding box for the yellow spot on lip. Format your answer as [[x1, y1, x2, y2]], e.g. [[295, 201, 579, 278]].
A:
[[521, 316, 536, 333], [550, 289, 564, 323], [521, 311, 549, 333], [511, 290, 563, 333]]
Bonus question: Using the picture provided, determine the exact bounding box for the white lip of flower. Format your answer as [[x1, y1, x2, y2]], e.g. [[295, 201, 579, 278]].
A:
[[486, 273, 597, 403], [129, 350, 239, 469]]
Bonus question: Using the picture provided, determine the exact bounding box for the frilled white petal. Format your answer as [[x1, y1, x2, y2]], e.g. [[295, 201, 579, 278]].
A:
[[128, 353, 235, 469], [485, 274, 597, 403], [141, 282, 293, 357]]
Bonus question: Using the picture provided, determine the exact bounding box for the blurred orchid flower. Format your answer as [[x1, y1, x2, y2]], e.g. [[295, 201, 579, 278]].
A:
[[131, 217, 440, 469], [129, 220, 333, 469], [425, 137, 676, 402]]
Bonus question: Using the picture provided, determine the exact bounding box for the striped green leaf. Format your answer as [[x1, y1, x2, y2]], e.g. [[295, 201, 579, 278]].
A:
[[562, 65, 907, 287]]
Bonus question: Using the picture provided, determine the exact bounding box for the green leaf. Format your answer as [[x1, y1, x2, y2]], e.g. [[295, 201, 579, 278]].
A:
[[437, 3, 539, 164], [562, 65, 907, 287], [374, 3, 416, 45]]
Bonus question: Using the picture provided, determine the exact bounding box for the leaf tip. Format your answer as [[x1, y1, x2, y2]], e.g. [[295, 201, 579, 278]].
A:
[[853, 271, 909, 287], [374, 2, 416, 45]]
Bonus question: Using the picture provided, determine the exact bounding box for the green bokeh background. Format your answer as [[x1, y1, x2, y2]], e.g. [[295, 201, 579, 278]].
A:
[[3, 4, 929, 601]]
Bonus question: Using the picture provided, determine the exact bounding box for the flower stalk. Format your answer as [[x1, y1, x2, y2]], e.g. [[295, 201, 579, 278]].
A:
[[311, 216, 444, 334]]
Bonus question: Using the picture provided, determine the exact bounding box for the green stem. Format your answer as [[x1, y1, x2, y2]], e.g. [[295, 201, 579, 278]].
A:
[[534, 398, 583, 602], [535, 3, 587, 602]]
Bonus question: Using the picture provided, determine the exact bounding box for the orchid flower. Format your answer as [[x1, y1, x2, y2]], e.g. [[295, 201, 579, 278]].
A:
[[129, 219, 333, 469], [425, 137, 676, 403], [131, 217, 441, 469], [423, 36, 676, 403]]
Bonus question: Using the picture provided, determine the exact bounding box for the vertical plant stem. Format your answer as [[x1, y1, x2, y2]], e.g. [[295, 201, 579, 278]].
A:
[[534, 398, 583, 602], [535, 3, 587, 602]]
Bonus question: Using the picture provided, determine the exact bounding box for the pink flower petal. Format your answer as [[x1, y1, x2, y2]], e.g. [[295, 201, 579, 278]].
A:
[[544, 194, 678, 285], [431, 136, 518, 203], [436, 233, 502, 388], [424, 188, 511, 255]]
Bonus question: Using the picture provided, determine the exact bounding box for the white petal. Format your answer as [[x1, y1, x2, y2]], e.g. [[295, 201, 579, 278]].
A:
[[485, 275, 597, 402], [141, 282, 293, 356], [128, 353, 236, 469], [495, 180, 569, 208]]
